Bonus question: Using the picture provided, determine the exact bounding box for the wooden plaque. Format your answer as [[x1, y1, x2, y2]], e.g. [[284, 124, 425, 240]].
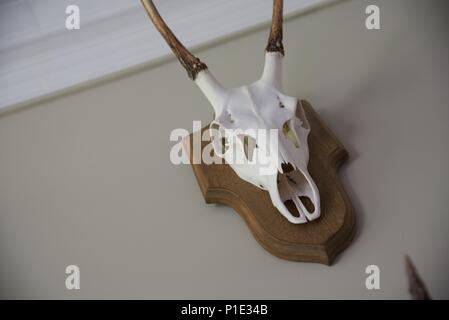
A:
[[184, 100, 356, 265]]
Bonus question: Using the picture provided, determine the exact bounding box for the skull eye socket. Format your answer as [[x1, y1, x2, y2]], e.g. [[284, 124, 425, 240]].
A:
[[238, 134, 257, 162], [210, 122, 229, 157], [282, 120, 300, 148]]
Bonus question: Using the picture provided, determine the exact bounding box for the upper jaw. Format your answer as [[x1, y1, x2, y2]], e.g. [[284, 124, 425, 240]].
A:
[[267, 167, 321, 224]]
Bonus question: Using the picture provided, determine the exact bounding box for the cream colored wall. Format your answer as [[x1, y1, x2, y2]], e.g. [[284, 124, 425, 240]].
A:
[[1, 0, 448, 298]]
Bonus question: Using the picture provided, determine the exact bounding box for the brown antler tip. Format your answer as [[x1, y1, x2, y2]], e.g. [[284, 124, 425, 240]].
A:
[[183, 57, 208, 81], [404, 255, 432, 300], [266, 39, 285, 56], [266, 0, 285, 55], [141, 0, 207, 80]]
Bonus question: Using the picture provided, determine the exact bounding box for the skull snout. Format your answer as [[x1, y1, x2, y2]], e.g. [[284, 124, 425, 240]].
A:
[[267, 162, 321, 224]]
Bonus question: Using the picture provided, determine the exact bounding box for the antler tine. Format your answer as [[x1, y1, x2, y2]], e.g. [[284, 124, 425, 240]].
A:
[[266, 0, 284, 55], [405, 255, 432, 300], [141, 0, 207, 80]]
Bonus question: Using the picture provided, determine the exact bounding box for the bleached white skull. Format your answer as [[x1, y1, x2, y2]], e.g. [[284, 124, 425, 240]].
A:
[[142, 0, 320, 223]]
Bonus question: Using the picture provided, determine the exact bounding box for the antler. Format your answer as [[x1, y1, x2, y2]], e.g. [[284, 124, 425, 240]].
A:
[[266, 0, 285, 55], [141, 0, 285, 80], [141, 0, 207, 80], [405, 255, 432, 300]]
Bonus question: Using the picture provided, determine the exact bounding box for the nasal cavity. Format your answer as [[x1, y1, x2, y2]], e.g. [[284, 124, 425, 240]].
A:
[[299, 196, 315, 214], [281, 162, 295, 173], [283, 200, 300, 217]]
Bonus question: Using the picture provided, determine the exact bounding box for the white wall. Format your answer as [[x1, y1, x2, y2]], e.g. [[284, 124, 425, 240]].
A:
[[0, 0, 448, 299], [0, 0, 334, 111]]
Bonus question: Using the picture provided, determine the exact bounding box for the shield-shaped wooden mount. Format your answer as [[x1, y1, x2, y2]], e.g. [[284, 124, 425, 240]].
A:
[[183, 100, 356, 265]]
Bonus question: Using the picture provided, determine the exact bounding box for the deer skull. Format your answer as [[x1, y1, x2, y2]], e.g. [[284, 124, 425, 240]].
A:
[[142, 0, 320, 223]]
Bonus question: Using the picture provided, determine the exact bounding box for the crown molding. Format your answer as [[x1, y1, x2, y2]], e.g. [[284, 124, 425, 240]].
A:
[[0, 0, 337, 112]]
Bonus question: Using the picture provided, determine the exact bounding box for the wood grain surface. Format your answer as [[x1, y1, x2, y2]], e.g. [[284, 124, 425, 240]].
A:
[[184, 100, 356, 265]]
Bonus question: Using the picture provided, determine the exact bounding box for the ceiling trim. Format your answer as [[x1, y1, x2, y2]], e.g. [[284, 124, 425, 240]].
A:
[[0, 0, 337, 113]]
